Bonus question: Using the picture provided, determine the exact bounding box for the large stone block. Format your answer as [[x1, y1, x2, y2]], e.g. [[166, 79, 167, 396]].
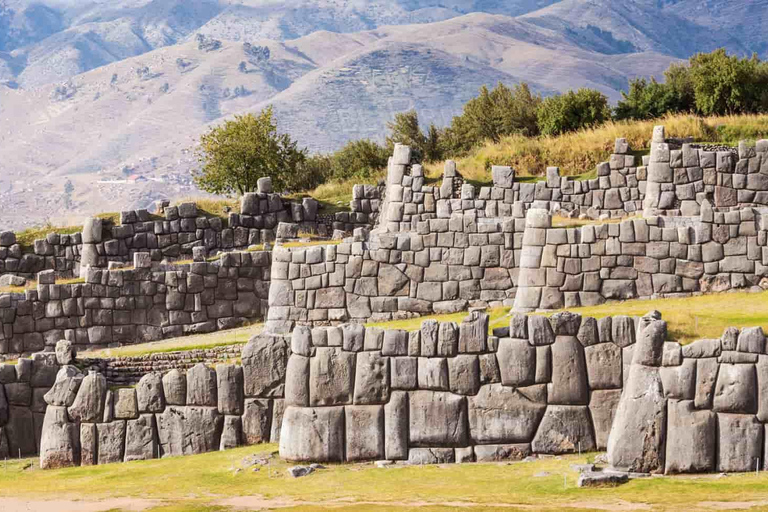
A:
[[345, 405, 384, 461], [717, 413, 762, 473], [310, 347, 356, 406], [468, 384, 546, 444], [44, 366, 83, 407], [713, 363, 757, 414], [385, 392, 408, 460], [448, 355, 480, 395], [68, 371, 107, 423], [216, 364, 244, 415], [417, 357, 448, 390], [162, 369, 186, 406], [242, 333, 289, 398], [136, 373, 165, 413], [608, 365, 666, 473], [409, 391, 467, 447], [548, 336, 588, 405], [285, 355, 310, 407], [660, 359, 696, 400], [279, 406, 345, 462], [589, 389, 622, 450], [5, 406, 36, 456], [496, 338, 535, 387], [186, 363, 217, 407], [354, 352, 389, 404], [695, 358, 719, 409], [242, 398, 272, 444], [97, 421, 126, 465], [665, 400, 715, 474], [220, 415, 242, 450], [584, 342, 622, 389], [531, 405, 596, 454], [39, 406, 79, 469], [114, 388, 139, 420], [125, 414, 158, 462], [458, 311, 488, 353], [156, 406, 223, 457]]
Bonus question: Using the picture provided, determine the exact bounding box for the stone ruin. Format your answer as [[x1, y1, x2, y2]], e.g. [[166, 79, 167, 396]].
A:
[[1, 125, 768, 475]]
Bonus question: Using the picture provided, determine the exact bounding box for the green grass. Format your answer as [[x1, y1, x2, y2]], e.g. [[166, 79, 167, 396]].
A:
[[81, 324, 261, 359], [365, 307, 510, 334], [15, 224, 82, 252], [549, 290, 768, 345], [5, 445, 768, 511]]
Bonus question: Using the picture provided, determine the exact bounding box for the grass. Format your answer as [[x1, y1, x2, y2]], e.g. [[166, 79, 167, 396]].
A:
[[365, 306, 510, 334], [5, 445, 768, 511], [551, 290, 768, 344], [423, 113, 768, 183], [81, 324, 261, 359], [15, 223, 81, 251], [174, 197, 239, 219], [551, 214, 631, 228]]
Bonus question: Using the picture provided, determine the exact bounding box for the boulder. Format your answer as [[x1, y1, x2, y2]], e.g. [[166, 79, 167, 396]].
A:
[[136, 373, 165, 413], [353, 352, 389, 404], [216, 364, 244, 415], [242, 399, 272, 444], [242, 333, 289, 398], [55, 340, 76, 366], [409, 391, 467, 447], [531, 405, 596, 454], [607, 364, 666, 473], [279, 406, 345, 462], [125, 414, 158, 462], [186, 363, 217, 407], [468, 384, 546, 444], [39, 406, 79, 469], [68, 371, 107, 423], [407, 448, 455, 465], [162, 369, 186, 406], [310, 347, 355, 406], [664, 400, 715, 474], [548, 336, 588, 405], [345, 405, 384, 461], [577, 471, 628, 487], [633, 318, 666, 366]]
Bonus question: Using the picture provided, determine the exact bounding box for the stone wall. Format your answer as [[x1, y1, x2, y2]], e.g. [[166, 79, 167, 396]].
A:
[[0, 251, 270, 358], [38, 333, 288, 469], [0, 231, 81, 279], [610, 316, 768, 474], [279, 311, 632, 463], [513, 202, 768, 311], [0, 352, 59, 457]]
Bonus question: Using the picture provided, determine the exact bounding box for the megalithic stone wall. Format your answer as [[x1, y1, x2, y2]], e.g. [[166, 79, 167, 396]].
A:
[[38, 332, 290, 469], [279, 311, 635, 464], [513, 202, 768, 311], [609, 316, 768, 474]]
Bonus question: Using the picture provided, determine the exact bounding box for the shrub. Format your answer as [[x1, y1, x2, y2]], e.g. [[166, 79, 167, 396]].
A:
[[536, 88, 611, 136]]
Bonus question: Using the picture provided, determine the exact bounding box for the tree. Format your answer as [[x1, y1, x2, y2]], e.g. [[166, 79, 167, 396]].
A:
[[194, 106, 306, 195], [536, 88, 611, 136], [442, 82, 541, 156], [331, 139, 390, 180], [386, 109, 426, 161], [688, 49, 768, 115], [614, 78, 688, 120]]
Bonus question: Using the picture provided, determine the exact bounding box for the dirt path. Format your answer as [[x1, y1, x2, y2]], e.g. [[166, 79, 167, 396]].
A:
[[0, 497, 162, 512]]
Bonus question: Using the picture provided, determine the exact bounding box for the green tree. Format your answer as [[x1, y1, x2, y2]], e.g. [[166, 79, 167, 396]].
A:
[[386, 109, 426, 162], [536, 88, 611, 136], [442, 82, 541, 156], [614, 78, 689, 120], [688, 49, 768, 115], [331, 139, 390, 180], [194, 106, 306, 195]]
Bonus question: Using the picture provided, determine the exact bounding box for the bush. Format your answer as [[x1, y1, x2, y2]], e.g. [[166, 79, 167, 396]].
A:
[[689, 49, 768, 115], [330, 139, 389, 181], [614, 78, 692, 121], [536, 88, 612, 136]]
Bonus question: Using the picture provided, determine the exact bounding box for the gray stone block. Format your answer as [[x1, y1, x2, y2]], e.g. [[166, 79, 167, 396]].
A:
[[589, 389, 621, 450], [310, 348, 355, 406], [186, 363, 217, 407], [548, 336, 588, 405], [345, 405, 384, 461], [448, 355, 480, 395], [242, 398, 272, 444], [665, 400, 715, 474], [97, 420, 126, 465], [68, 371, 107, 423], [39, 406, 79, 469], [717, 413, 762, 473], [385, 391, 408, 460], [713, 363, 757, 414], [216, 364, 244, 415], [531, 405, 596, 454], [242, 333, 289, 398], [136, 373, 165, 413], [409, 391, 467, 447], [279, 406, 345, 462], [162, 369, 186, 406], [354, 351, 390, 404], [125, 414, 158, 462], [468, 384, 546, 444]]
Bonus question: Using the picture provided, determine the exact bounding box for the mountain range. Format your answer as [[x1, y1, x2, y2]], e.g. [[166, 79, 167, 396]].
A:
[[1, 0, 766, 230]]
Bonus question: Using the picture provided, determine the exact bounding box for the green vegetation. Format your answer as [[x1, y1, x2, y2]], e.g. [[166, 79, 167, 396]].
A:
[[536, 88, 612, 137], [5, 444, 768, 511], [194, 106, 307, 195], [15, 223, 81, 251], [83, 324, 261, 359], [366, 307, 510, 333]]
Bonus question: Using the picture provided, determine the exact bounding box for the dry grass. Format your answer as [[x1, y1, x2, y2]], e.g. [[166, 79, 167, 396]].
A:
[[174, 197, 239, 219], [550, 214, 632, 229], [365, 307, 510, 333], [14, 224, 81, 251], [423, 113, 768, 184]]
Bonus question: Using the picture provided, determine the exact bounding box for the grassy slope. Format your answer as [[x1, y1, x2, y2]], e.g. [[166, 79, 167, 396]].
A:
[[3, 445, 768, 511]]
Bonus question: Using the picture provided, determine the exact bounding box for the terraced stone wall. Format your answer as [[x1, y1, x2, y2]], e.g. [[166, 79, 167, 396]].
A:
[[278, 311, 634, 464], [0, 251, 270, 358], [514, 202, 768, 311], [0, 231, 81, 278]]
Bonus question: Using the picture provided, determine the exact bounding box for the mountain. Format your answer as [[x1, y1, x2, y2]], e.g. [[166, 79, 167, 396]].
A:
[[1, 1, 768, 231]]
